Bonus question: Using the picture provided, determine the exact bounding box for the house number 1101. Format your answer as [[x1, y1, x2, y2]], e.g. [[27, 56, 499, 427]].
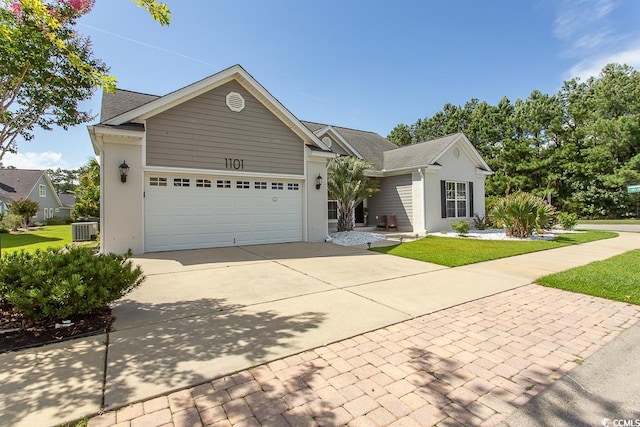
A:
[[225, 158, 244, 170]]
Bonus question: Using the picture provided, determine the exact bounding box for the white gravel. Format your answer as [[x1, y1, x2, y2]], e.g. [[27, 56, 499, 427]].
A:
[[328, 231, 387, 246], [327, 228, 583, 246], [433, 228, 582, 241]]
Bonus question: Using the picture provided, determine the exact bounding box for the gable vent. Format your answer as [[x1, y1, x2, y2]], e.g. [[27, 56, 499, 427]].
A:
[[322, 136, 332, 148], [226, 92, 245, 112]]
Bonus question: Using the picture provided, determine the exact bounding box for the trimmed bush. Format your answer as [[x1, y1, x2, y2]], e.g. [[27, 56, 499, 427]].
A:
[[473, 214, 492, 230], [44, 216, 68, 225], [557, 211, 578, 230], [1, 214, 23, 232], [450, 219, 470, 235], [0, 246, 144, 322], [490, 192, 555, 238]]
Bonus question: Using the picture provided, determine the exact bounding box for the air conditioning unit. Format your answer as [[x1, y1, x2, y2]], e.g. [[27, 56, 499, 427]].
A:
[[72, 222, 98, 242]]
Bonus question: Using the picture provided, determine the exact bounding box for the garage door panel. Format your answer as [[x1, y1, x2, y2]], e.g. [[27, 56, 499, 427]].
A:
[[144, 174, 303, 252]]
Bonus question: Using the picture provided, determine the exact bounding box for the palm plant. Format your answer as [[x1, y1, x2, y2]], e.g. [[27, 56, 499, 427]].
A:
[[490, 192, 555, 238], [327, 157, 379, 232]]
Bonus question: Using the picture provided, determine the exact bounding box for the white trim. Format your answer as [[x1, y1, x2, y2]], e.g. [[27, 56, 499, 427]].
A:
[[143, 165, 305, 181], [314, 126, 364, 159], [102, 65, 331, 151], [431, 134, 492, 173]]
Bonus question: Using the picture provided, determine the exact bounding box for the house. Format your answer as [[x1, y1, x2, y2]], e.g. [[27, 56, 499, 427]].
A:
[[89, 64, 491, 255], [57, 193, 76, 217], [301, 123, 492, 233], [0, 169, 70, 223]]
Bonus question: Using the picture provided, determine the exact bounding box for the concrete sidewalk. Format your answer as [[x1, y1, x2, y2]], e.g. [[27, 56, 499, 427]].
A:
[[0, 232, 638, 426]]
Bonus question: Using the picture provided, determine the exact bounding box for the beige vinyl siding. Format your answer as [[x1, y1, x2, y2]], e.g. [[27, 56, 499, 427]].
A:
[[368, 174, 413, 231], [146, 80, 304, 175]]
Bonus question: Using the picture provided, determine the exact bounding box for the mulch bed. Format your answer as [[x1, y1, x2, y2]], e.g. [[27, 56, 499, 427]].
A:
[[0, 305, 114, 354]]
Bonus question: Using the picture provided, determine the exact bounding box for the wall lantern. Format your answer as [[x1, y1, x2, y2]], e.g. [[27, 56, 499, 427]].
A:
[[119, 161, 130, 183], [316, 174, 323, 190]]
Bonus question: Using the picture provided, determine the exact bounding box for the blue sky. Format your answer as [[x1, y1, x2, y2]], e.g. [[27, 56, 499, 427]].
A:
[[4, 0, 640, 170]]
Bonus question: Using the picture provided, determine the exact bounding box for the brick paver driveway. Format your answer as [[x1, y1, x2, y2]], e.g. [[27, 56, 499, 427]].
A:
[[90, 284, 640, 427]]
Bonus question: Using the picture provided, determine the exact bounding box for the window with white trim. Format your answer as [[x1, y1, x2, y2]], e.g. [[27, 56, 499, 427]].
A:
[[196, 179, 212, 188], [254, 181, 267, 189], [216, 180, 231, 188], [446, 181, 467, 218], [287, 183, 299, 191], [150, 177, 167, 187], [271, 182, 284, 190], [39, 184, 46, 197], [174, 178, 190, 187], [328, 200, 338, 220], [236, 181, 250, 189]]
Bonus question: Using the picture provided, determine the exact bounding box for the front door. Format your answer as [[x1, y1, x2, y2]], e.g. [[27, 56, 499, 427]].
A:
[[355, 201, 364, 224]]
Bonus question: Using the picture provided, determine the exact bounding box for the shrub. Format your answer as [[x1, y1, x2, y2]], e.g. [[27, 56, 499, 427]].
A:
[[45, 216, 67, 225], [556, 211, 578, 230], [450, 219, 470, 235], [0, 214, 23, 232], [9, 199, 39, 228], [490, 192, 555, 238], [473, 214, 492, 230], [0, 246, 144, 322]]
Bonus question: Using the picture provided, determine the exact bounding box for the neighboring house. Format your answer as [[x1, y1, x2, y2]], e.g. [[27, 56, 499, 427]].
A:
[[0, 169, 70, 223], [88, 64, 491, 255], [57, 193, 76, 217], [301, 122, 492, 233]]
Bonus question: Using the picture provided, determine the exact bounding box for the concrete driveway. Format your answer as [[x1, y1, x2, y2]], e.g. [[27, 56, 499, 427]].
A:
[[106, 243, 450, 407]]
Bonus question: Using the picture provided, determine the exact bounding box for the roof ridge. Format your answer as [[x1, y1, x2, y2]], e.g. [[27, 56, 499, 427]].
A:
[[113, 88, 160, 98], [301, 120, 383, 136]]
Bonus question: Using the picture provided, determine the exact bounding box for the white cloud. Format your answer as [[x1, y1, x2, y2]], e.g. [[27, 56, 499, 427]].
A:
[[1, 151, 68, 170], [569, 45, 640, 80], [553, 0, 615, 42], [551, 0, 640, 80]]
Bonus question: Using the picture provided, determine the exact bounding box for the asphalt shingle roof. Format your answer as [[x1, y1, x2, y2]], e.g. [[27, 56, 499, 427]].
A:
[[0, 169, 44, 202], [58, 193, 76, 208], [100, 89, 159, 123], [383, 133, 462, 171], [301, 121, 399, 169]]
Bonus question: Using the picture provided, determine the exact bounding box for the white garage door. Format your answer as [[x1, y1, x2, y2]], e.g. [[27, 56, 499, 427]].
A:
[[144, 174, 303, 252]]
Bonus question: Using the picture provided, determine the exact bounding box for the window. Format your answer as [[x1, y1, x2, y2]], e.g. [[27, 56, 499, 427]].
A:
[[39, 184, 46, 197], [254, 181, 267, 189], [150, 177, 167, 187], [328, 200, 338, 220], [196, 179, 212, 188], [216, 180, 231, 188], [174, 178, 190, 187], [44, 208, 53, 220], [236, 181, 250, 189], [271, 182, 284, 190], [445, 181, 467, 218], [287, 183, 299, 191]]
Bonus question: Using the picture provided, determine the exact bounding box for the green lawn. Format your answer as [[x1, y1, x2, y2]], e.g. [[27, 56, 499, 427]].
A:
[[578, 219, 640, 225], [371, 230, 617, 267], [537, 250, 640, 305], [0, 225, 72, 254]]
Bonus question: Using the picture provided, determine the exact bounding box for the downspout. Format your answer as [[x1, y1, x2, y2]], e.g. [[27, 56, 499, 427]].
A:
[[419, 168, 427, 234]]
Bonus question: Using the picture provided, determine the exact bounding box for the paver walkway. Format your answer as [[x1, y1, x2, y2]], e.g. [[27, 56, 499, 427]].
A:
[[88, 284, 640, 427]]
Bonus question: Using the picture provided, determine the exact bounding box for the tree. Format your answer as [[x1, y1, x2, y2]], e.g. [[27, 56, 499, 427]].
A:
[[327, 157, 379, 232], [47, 167, 78, 193], [387, 124, 413, 146], [72, 157, 99, 218], [9, 198, 38, 227], [0, 0, 170, 161]]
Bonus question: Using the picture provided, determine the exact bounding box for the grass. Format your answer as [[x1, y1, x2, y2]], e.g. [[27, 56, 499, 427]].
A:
[[578, 219, 640, 225], [371, 230, 617, 267], [537, 250, 640, 305], [0, 225, 72, 254]]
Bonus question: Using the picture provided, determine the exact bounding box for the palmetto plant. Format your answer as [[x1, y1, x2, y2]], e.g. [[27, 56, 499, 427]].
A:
[[327, 157, 379, 232], [490, 192, 555, 238]]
